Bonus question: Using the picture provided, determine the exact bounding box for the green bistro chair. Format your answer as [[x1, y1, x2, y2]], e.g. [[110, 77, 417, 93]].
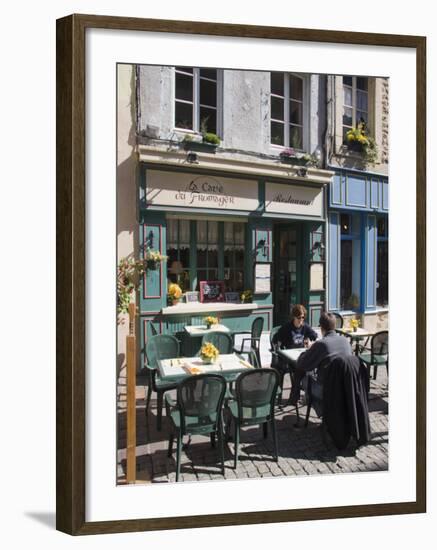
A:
[[166, 374, 227, 482], [226, 368, 279, 469], [269, 325, 288, 404], [201, 332, 234, 354], [358, 330, 389, 381], [145, 334, 180, 431], [233, 316, 264, 368], [331, 312, 344, 329]]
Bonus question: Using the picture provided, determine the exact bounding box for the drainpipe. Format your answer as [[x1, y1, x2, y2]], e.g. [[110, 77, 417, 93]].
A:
[[324, 74, 334, 311]]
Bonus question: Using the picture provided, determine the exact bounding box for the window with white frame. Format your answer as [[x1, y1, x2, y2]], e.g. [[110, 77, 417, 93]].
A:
[[174, 67, 219, 134], [342, 76, 369, 142], [270, 73, 304, 149]]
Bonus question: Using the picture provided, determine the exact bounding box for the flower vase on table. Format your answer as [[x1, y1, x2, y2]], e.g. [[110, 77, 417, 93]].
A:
[[203, 316, 219, 330], [350, 319, 360, 332], [200, 342, 219, 364]]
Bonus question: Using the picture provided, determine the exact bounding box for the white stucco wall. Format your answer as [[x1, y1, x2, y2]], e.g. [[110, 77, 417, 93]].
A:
[[117, 64, 138, 374], [137, 66, 325, 157]]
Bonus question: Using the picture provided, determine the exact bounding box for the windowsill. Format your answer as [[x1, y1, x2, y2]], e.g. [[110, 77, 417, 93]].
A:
[[337, 308, 389, 315], [161, 302, 258, 316], [364, 307, 389, 314]]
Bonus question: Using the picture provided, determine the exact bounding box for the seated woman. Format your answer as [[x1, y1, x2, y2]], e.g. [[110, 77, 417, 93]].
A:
[[274, 304, 318, 350], [271, 305, 318, 396]]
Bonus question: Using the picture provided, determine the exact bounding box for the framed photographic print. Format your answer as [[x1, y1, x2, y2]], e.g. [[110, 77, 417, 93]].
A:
[[57, 13, 426, 536]]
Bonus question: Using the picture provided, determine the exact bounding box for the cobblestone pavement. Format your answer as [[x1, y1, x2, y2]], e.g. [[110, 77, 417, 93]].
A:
[[117, 335, 388, 484]]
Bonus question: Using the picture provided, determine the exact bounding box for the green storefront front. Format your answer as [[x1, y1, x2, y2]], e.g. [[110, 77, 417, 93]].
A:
[[138, 157, 332, 363]]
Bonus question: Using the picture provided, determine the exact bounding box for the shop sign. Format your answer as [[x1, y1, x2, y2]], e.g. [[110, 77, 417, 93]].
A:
[[146, 170, 259, 211], [265, 182, 324, 218]]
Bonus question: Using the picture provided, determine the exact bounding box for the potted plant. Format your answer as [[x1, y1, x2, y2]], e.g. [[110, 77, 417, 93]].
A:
[[240, 289, 253, 304], [204, 315, 219, 329], [182, 131, 220, 153], [350, 318, 360, 332], [345, 121, 378, 166], [117, 257, 145, 317], [167, 283, 182, 306], [278, 147, 315, 166], [347, 293, 360, 310], [200, 342, 219, 364]]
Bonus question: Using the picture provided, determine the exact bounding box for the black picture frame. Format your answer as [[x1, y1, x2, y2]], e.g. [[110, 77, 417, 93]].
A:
[[57, 13, 426, 535]]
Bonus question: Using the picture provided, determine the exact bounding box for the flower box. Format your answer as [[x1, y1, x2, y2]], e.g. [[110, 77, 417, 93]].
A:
[[347, 140, 365, 153], [182, 141, 217, 153], [279, 155, 309, 166]]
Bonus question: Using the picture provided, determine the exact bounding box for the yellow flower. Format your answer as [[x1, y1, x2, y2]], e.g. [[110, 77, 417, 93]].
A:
[[204, 316, 218, 325], [168, 283, 182, 299], [200, 342, 219, 362], [350, 319, 360, 329]]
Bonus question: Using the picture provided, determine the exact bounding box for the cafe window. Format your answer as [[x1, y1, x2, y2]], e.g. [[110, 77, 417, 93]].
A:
[[167, 219, 191, 292], [342, 76, 369, 143], [166, 219, 247, 293], [340, 214, 361, 310], [196, 220, 219, 287], [376, 216, 388, 307], [174, 67, 221, 135], [270, 72, 305, 149], [224, 222, 245, 292]]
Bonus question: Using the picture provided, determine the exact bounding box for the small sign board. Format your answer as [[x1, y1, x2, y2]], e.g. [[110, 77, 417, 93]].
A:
[[200, 281, 225, 303], [254, 263, 271, 293], [309, 262, 324, 291], [184, 291, 200, 303], [225, 292, 240, 303]]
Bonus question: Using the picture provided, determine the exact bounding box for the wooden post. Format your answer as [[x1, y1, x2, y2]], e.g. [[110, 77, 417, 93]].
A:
[[126, 302, 136, 483]]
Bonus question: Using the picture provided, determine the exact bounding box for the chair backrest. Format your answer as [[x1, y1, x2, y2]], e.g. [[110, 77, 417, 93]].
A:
[[331, 312, 344, 329], [269, 325, 281, 349], [235, 369, 279, 417], [177, 374, 226, 433], [201, 332, 233, 354], [371, 331, 388, 357], [247, 349, 261, 368], [251, 317, 264, 339], [145, 334, 180, 368]]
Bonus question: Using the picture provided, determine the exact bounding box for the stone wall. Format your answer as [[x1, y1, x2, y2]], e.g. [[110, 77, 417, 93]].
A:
[[380, 78, 390, 166]]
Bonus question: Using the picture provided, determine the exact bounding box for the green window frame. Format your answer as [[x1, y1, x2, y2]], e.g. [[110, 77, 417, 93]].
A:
[[166, 219, 246, 293]]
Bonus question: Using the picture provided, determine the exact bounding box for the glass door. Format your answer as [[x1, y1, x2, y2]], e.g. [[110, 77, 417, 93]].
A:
[[273, 224, 301, 326]]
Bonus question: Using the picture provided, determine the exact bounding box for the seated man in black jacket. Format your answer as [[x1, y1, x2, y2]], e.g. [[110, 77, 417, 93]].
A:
[[290, 312, 352, 405]]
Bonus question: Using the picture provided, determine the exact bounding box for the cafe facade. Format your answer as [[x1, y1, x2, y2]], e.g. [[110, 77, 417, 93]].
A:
[[133, 65, 335, 357], [139, 156, 334, 354]]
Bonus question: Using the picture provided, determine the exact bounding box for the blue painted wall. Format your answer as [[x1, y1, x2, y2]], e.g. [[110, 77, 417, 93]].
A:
[[330, 172, 388, 213], [328, 169, 388, 313]]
